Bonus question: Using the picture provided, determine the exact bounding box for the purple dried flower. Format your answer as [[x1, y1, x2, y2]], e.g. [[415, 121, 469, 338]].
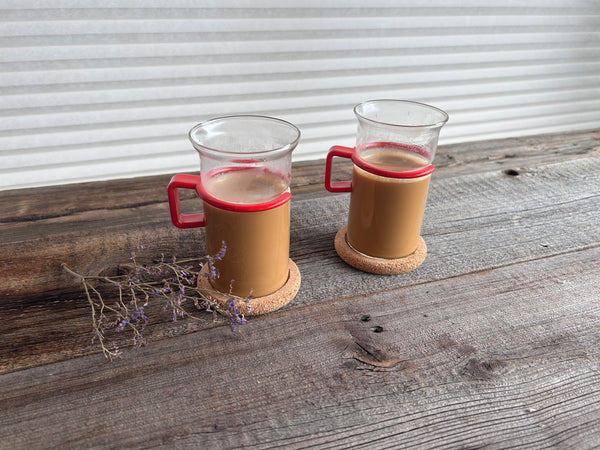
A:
[[205, 265, 219, 282], [131, 307, 149, 323], [204, 241, 228, 282], [246, 296, 254, 314], [226, 297, 248, 333], [153, 286, 173, 297], [214, 241, 228, 262], [117, 318, 130, 332], [63, 240, 246, 362]]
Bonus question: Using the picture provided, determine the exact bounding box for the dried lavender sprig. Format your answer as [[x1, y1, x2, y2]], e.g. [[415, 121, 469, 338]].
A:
[[62, 242, 251, 360], [62, 264, 124, 360], [204, 240, 228, 282]]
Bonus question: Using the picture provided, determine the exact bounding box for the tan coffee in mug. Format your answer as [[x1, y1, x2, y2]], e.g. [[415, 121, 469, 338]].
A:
[[347, 147, 431, 258], [203, 168, 290, 296]]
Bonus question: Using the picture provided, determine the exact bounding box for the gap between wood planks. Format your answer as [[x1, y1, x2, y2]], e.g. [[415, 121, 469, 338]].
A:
[[1, 247, 598, 448]]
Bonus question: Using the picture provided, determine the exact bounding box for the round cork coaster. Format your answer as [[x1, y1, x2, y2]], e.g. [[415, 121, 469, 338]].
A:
[[197, 258, 301, 316], [334, 226, 427, 275]]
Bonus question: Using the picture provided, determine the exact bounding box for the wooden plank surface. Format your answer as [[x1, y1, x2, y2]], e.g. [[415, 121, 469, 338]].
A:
[[2, 129, 599, 297], [1, 247, 599, 448], [0, 129, 599, 448], [1, 130, 598, 374]]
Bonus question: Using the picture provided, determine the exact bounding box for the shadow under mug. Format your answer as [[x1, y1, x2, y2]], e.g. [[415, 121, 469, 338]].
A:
[[168, 171, 292, 298], [325, 142, 435, 259]]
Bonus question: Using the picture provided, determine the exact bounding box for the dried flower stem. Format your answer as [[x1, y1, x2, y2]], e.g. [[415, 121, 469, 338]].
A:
[[62, 242, 250, 360]]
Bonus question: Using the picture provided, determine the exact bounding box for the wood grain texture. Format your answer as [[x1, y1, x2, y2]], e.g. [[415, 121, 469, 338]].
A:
[[1, 129, 598, 297], [1, 247, 599, 448], [1, 130, 599, 448], [1, 130, 599, 375]]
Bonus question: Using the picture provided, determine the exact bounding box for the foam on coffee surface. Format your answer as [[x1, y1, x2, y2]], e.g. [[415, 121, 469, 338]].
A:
[[203, 169, 287, 203]]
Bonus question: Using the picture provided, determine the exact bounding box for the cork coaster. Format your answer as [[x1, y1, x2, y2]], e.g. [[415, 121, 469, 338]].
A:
[[197, 259, 301, 316], [334, 226, 427, 275]]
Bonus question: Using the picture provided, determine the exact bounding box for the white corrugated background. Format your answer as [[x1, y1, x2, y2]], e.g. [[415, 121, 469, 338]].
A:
[[1, 0, 599, 190]]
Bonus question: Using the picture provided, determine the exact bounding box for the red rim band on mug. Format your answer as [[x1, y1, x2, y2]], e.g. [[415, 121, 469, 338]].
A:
[[168, 168, 291, 229], [199, 166, 292, 213], [325, 142, 435, 193]]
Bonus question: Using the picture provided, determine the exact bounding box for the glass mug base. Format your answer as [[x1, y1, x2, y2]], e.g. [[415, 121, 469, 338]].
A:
[[334, 226, 427, 275], [345, 237, 410, 261]]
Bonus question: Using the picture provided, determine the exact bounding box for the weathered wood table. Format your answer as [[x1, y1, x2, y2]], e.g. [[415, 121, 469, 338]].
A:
[[1, 130, 599, 448]]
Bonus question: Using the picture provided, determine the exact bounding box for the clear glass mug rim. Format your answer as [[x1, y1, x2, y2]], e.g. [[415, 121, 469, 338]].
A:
[[188, 114, 301, 159], [354, 99, 449, 129]]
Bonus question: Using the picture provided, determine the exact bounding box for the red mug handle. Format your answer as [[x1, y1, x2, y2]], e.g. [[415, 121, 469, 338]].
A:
[[325, 145, 353, 193], [167, 174, 206, 228]]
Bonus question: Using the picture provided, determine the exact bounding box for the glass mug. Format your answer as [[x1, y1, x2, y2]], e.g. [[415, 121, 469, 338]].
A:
[[168, 115, 300, 298], [325, 100, 448, 259]]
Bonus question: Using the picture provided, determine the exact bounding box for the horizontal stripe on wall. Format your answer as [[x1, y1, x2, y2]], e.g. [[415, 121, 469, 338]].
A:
[[1, 0, 599, 189]]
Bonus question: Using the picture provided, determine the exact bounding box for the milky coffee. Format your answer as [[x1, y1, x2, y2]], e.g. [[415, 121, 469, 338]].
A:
[[347, 147, 431, 259], [203, 169, 290, 297]]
